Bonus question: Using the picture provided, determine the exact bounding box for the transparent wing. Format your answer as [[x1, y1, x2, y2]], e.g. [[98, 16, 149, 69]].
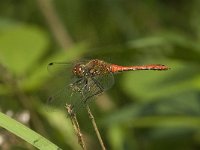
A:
[[46, 60, 91, 114], [67, 78, 94, 114], [92, 72, 115, 92], [46, 85, 71, 111], [82, 78, 103, 101], [46, 81, 86, 114], [46, 62, 75, 112], [47, 62, 74, 78], [46, 61, 115, 114], [75, 73, 115, 106]]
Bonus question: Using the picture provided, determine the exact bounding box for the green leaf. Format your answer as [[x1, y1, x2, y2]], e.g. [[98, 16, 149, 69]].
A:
[[0, 24, 49, 75], [0, 112, 61, 150], [40, 107, 82, 150]]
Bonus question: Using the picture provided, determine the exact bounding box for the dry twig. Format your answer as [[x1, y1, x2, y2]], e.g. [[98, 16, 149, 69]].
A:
[[66, 104, 87, 150], [86, 105, 106, 150]]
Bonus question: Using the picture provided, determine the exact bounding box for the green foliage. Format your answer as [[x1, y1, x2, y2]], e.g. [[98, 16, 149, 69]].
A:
[[0, 112, 61, 150], [1, 0, 200, 150], [0, 24, 48, 75]]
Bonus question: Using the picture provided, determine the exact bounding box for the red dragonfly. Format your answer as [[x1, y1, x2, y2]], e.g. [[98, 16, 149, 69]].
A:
[[47, 59, 170, 111]]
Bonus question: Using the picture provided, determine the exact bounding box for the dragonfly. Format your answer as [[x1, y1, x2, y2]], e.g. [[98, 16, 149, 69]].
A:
[[47, 59, 170, 112]]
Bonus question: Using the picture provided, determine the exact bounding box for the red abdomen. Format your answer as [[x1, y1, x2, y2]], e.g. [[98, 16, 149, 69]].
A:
[[110, 64, 170, 73]]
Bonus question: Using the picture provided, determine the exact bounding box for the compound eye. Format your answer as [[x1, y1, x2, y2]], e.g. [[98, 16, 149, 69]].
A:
[[73, 64, 85, 77], [78, 66, 84, 73]]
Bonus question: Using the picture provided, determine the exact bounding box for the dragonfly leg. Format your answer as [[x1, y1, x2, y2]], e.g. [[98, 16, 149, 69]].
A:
[[68, 78, 88, 112], [83, 78, 104, 103], [70, 78, 83, 91], [92, 78, 104, 91]]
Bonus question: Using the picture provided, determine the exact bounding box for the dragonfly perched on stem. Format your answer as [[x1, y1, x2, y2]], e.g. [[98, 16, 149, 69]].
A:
[[47, 59, 170, 112]]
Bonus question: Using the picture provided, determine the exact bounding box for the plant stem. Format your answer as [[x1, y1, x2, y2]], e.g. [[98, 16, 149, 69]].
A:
[[86, 105, 106, 150], [36, 0, 73, 50], [66, 104, 87, 150]]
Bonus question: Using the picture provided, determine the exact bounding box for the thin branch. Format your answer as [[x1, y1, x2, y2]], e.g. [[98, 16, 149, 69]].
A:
[[66, 104, 87, 150], [86, 105, 106, 150]]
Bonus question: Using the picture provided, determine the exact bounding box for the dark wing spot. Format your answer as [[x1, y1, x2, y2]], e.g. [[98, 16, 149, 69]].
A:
[[47, 96, 53, 103], [48, 62, 54, 66]]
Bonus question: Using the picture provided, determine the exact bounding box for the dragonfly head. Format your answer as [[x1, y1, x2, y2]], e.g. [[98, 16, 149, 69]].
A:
[[72, 64, 87, 78]]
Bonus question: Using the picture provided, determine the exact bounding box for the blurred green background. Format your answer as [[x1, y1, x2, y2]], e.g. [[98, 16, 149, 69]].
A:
[[1, 0, 200, 150]]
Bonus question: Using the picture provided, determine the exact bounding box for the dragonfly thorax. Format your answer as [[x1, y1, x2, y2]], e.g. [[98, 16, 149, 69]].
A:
[[72, 64, 89, 78]]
